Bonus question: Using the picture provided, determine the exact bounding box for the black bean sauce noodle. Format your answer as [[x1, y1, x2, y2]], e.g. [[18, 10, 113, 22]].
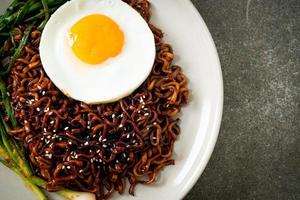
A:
[[6, 0, 189, 199]]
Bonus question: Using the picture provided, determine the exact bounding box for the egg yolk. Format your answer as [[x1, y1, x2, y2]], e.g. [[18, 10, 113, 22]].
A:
[[68, 14, 124, 64]]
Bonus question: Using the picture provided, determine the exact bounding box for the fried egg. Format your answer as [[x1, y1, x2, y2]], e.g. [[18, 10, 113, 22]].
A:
[[40, 0, 155, 104]]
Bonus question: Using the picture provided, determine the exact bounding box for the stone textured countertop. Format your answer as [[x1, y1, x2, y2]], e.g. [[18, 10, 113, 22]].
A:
[[186, 0, 299, 199]]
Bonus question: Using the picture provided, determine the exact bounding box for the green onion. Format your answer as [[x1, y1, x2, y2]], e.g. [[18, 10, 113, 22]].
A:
[[0, 78, 18, 126], [39, 0, 49, 29], [0, 24, 33, 75], [24, 7, 56, 23]]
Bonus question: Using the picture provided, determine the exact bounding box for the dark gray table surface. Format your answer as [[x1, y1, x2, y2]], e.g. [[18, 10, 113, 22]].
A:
[[186, 0, 300, 200]]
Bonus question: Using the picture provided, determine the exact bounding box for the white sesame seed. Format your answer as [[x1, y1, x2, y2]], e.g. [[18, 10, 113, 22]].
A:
[[84, 141, 89, 146], [153, 122, 157, 125], [6, 92, 10, 96], [66, 166, 71, 169], [120, 114, 123, 117], [112, 114, 115, 118], [37, 86, 42, 90], [127, 134, 130, 139], [139, 97, 144, 103], [103, 144, 107, 148], [45, 151, 49, 154], [45, 154, 52, 159], [144, 113, 149, 116], [62, 165, 65, 169], [53, 130, 56, 133], [44, 107, 49, 112], [36, 107, 40, 111], [119, 124, 123, 128], [42, 91, 46, 95], [43, 128, 47, 132], [64, 127, 69, 130], [102, 139, 107, 142], [79, 169, 83, 173], [31, 99, 35, 102], [152, 137, 157, 140], [68, 141, 72, 145], [116, 160, 119, 163], [132, 140, 136, 143], [123, 153, 126, 157], [50, 121, 54, 124]]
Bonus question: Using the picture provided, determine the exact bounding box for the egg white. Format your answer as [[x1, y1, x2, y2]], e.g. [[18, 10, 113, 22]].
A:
[[40, 0, 155, 104]]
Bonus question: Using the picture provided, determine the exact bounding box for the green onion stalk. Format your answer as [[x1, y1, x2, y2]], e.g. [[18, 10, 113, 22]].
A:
[[0, 1, 96, 200]]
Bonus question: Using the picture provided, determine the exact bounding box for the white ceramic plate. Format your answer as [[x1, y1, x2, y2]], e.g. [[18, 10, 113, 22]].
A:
[[0, 0, 223, 199]]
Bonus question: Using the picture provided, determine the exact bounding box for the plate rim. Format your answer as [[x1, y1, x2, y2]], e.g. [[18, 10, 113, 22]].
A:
[[179, 0, 223, 199]]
